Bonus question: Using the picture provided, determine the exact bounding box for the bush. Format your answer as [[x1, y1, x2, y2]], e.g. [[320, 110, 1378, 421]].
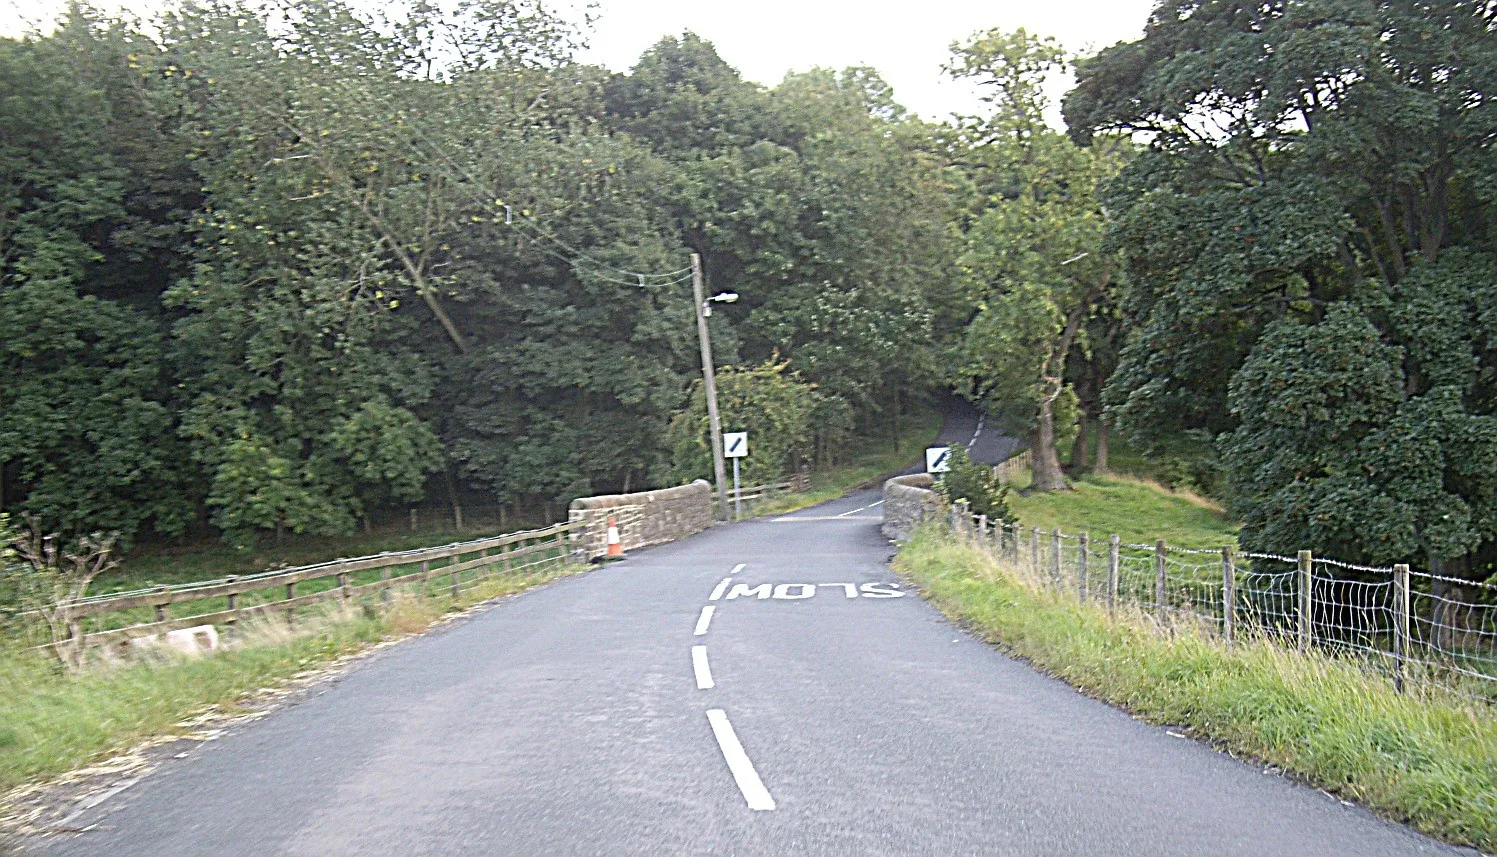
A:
[[936, 447, 1011, 521], [665, 359, 820, 486]]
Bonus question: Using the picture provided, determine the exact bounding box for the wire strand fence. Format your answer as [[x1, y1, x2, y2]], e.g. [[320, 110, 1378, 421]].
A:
[[935, 502, 1497, 705]]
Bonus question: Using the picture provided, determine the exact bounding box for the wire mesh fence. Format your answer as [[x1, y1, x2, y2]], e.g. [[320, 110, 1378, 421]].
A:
[[941, 503, 1497, 705]]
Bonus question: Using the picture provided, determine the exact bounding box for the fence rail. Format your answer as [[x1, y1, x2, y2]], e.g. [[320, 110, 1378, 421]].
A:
[[61, 521, 583, 650], [934, 503, 1497, 703], [727, 476, 804, 504]]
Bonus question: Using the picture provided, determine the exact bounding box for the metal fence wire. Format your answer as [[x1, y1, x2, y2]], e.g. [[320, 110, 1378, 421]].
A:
[[938, 502, 1497, 704]]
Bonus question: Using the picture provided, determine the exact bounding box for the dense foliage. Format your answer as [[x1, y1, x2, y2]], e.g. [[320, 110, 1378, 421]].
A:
[[7, 0, 1496, 596], [935, 447, 1012, 522], [0, 2, 959, 545], [1065, 0, 1497, 588]]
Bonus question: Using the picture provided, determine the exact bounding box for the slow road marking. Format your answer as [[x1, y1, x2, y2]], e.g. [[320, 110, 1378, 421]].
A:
[[708, 577, 732, 601], [706, 709, 776, 811], [694, 606, 716, 636], [730, 563, 745, 575], [692, 645, 714, 689], [720, 582, 906, 600]]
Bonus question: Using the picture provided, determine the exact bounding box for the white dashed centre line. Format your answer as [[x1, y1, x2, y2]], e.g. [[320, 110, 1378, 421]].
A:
[[694, 605, 715, 636], [834, 498, 885, 518], [706, 709, 776, 811], [692, 645, 715, 689]]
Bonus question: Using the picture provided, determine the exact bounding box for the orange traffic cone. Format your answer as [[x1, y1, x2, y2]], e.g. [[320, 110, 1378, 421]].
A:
[[605, 516, 624, 559]]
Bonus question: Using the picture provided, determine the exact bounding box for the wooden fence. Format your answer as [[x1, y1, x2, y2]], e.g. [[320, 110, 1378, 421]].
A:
[[727, 475, 806, 504], [58, 470, 818, 652], [63, 522, 582, 651]]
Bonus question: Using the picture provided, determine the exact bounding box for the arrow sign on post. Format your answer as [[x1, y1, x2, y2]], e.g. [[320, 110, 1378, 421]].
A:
[[724, 432, 748, 521], [926, 446, 951, 474], [723, 432, 748, 459]]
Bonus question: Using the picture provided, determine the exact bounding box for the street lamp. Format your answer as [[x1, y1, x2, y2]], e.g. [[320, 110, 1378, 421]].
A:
[[702, 291, 738, 316], [691, 253, 733, 519]]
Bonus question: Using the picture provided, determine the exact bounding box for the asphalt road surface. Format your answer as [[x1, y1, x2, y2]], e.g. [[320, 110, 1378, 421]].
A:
[[35, 434, 1467, 855], [929, 396, 1022, 467]]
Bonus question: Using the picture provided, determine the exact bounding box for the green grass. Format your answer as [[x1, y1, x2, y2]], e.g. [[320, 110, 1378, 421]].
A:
[[895, 528, 1497, 851], [0, 561, 578, 795], [1007, 472, 1239, 551], [750, 403, 944, 518]]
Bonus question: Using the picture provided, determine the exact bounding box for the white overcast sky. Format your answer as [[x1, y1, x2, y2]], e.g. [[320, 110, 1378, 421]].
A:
[[3, 0, 1157, 122]]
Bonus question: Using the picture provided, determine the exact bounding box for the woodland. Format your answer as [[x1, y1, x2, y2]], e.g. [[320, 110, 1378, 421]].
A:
[[2, 0, 1495, 595]]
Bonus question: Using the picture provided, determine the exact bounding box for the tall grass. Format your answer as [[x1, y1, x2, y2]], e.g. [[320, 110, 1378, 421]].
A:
[[0, 562, 576, 794], [895, 527, 1497, 851]]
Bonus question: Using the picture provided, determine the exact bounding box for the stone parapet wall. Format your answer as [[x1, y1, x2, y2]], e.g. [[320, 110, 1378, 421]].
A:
[[568, 480, 714, 560], [881, 473, 942, 542]]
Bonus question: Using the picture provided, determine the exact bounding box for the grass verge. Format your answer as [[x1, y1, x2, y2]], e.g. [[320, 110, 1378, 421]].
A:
[[750, 404, 944, 518], [894, 526, 1497, 851], [0, 561, 578, 795], [1008, 471, 1238, 550]]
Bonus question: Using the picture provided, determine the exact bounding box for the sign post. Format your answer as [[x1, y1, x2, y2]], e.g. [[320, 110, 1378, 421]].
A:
[[724, 431, 748, 520], [926, 446, 951, 475]]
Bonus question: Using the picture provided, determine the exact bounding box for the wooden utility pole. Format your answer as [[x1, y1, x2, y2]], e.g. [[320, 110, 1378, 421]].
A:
[[692, 253, 730, 519]]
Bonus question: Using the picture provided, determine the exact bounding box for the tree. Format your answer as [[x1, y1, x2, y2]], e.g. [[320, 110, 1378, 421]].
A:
[[666, 360, 818, 487], [948, 28, 1124, 491], [11, 516, 120, 671], [1066, 0, 1497, 588], [0, 18, 195, 543]]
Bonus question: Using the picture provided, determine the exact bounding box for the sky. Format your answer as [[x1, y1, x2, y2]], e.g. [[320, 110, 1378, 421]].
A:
[[2, 0, 1157, 122]]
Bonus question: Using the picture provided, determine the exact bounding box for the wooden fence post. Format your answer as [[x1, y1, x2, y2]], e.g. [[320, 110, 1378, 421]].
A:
[[1078, 533, 1089, 603], [1393, 563, 1410, 693], [1108, 535, 1120, 616], [153, 585, 168, 624], [420, 559, 431, 596], [1030, 527, 1040, 578], [285, 580, 296, 628], [337, 569, 350, 607], [1051, 529, 1063, 587], [1222, 548, 1235, 647], [1298, 549, 1313, 653], [380, 563, 392, 606], [451, 555, 461, 599], [225, 575, 239, 641], [1154, 539, 1167, 625]]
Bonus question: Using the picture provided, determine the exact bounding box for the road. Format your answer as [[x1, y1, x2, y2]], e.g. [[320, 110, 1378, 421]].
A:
[[34, 427, 1466, 855], [929, 395, 1022, 467]]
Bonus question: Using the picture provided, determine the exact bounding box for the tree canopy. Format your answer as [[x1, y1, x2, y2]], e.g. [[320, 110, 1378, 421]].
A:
[[7, 0, 1497, 596], [1066, 0, 1497, 585], [0, 3, 960, 546]]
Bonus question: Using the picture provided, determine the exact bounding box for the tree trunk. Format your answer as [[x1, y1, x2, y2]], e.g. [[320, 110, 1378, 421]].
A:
[[1426, 552, 1467, 653], [444, 470, 463, 532], [891, 388, 901, 451], [1094, 419, 1111, 474], [1031, 398, 1067, 491], [1069, 411, 1090, 473]]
